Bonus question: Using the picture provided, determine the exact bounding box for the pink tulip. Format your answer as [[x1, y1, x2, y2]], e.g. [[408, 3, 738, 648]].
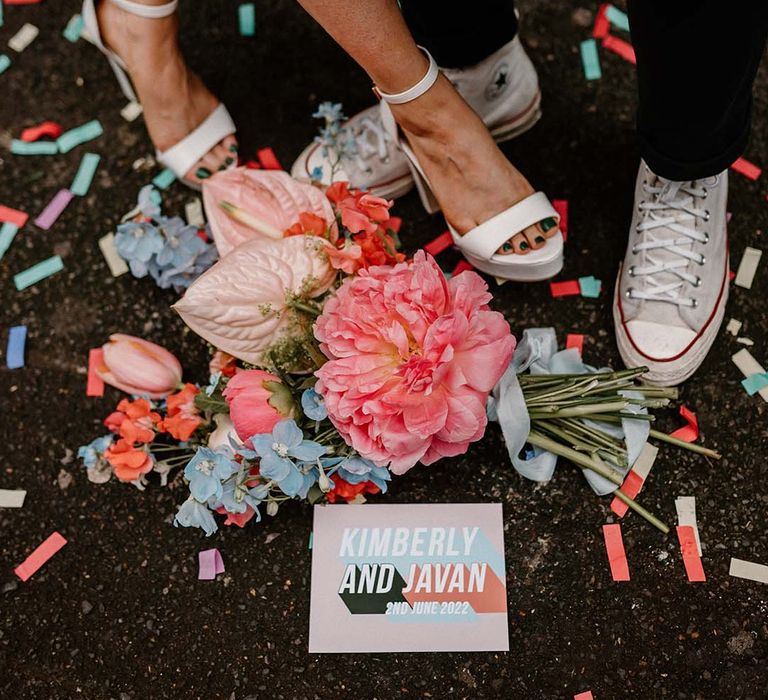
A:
[[222, 370, 293, 443], [97, 334, 183, 399]]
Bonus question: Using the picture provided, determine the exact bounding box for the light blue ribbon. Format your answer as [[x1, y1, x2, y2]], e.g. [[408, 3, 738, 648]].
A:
[[487, 328, 649, 495]]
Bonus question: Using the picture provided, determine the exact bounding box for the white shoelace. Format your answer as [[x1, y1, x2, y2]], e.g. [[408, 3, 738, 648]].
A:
[[349, 115, 392, 173], [628, 175, 714, 308]]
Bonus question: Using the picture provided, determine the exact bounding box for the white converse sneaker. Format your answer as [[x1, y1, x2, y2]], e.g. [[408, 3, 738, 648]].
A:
[[613, 161, 729, 386], [290, 36, 541, 198]]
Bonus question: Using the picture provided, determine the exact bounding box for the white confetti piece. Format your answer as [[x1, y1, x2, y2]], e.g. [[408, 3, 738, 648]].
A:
[[734, 246, 762, 289], [732, 348, 768, 402], [185, 198, 205, 227], [0, 489, 26, 508], [736, 337, 754, 346], [632, 442, 658, 481], [729, 557, 768, 584], [675, 496, 702, 556], [9, 23, 39, 53], [120, 101, 143, 122], [98, 232, 128, 277], [726, 318, 742, 336]]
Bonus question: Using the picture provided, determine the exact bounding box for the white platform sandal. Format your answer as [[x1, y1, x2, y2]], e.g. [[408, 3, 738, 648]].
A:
[[375, 47, 564, 282], [82, 0, 237, 191]]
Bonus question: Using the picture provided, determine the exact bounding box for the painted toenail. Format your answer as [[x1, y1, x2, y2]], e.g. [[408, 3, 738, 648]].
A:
[[196, 167, 211, 179], [540, 217, 557, 232], [502, 242, 513, 252], [229, 144, 238, 153], [520, 241, 529, 251], [535, 235, 545, 244], [225, 157, 234, 166]]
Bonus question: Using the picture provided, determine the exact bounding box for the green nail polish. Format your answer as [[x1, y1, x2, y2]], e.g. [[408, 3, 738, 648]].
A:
[[225, 157, 234, 166], [535, 235, 545, 244], [502, 242, 513, 252], [520, 241, 529, 251], [196, 167, 211, 179], [540, 217, 557, 232], [229, 144, 238, 153]]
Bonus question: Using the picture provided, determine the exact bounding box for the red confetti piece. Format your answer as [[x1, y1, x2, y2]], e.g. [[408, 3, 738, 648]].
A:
[[602, 523, 630, 581], [610, 470, 643, 517], [592, 3, 610, 39], [550, 280, 581, 297], [0, 204, 29, 228], [677, 526, 706, 582], [244, 159, 261, 170], [552, 199, 568, 241], [257, 147, 283, 170], [424, 231, 454, 256], [15, 532, 67, 582], [450, 260, 474, 277], [86, 348, 105, 397], [575, 693, 595, 700], [729, 269, 736, 282], [20, 121, 64, 142], [730, 157, 761, 181], [669, 404, 698, 443], [4, 0, 43, 4], [602, 35, 636, 64], [566, 333, 584, 354]]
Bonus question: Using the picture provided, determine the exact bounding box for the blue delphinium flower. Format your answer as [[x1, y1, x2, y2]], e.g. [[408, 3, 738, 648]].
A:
[[301, 388, 327, 421], [77, 435, 114, 468], [115, 221, 165, 277], [313, 101, 345, 124], [183, 447, 239, 502], [174, 497, 218, 536], [209, 476, 263, 522], [336, 456, 391, 493], [155, 217, 207, 269], [137, 184, 162, 219], [309, 165, 324, 182]]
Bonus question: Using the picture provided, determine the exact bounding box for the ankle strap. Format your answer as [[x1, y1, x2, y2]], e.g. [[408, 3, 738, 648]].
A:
[[110, 0, 178, 18], [373, 46, 439, 105]]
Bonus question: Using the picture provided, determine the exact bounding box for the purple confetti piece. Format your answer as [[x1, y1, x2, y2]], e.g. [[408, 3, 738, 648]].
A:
[[34, 189, 74, 230], [198, 548, 225, 580]]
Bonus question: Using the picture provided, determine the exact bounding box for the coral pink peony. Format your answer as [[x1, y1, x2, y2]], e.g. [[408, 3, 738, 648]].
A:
[[314, 251, 515, 474], [223, 370, 293, 443]]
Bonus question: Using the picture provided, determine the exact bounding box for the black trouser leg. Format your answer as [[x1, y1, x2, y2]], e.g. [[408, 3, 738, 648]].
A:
[[399, 0, 518, 69], [628, 0, 768, 181]]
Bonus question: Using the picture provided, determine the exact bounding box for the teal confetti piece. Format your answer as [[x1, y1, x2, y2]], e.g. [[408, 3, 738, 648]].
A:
[[63, 14, 85, 43], [11, 139, 58, 155], [70, 153, 101, 196], [308, 532, 313, 550], [149, 187, 162, 206], [239, 3, 255, 36], [0, 55, 9, 75], [580, 39, 602, 81], [0, 223, 19, 261], [605, 5, 630, 32], [57, 120, 103, 154], [578, 275, 602, 298], [14, 255, 64, 291], [742, 373, 768, 396], [152, 168, 176, 190]]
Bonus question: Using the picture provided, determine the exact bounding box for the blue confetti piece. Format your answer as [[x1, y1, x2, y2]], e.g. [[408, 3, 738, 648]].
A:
[[63, 14, 85, 43], [152, 168, 177, 190], [580, 39, 602, 81], [605, 5, 630, 32], [57, 120, 103, 154], [6, 325, 27, 369], [0, 55, 10, 75], [742, 373, 768, 396], [14, 255, 64, 291], [0, 222, 19, 261], [579, 275, 602, 298], [11, 139, 58, 155], [239, 3, 256, 36], [70, 153, 101, 196]]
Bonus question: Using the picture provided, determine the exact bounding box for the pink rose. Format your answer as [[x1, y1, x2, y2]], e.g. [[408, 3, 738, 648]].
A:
[[222, 370, 293, 443]]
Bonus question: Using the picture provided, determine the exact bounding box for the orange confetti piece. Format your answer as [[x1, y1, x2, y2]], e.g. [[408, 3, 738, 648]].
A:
[[602, 35, 636, 64], [424, 231, 454, 256], [550, 280, 581, 297], [257, 147, 283, 170], [730, 157, 761, 181], [602, 523, 630, 581], [15, 532, 67, 582], [669, 404, 698, 443], [677, 526, 706, 582]]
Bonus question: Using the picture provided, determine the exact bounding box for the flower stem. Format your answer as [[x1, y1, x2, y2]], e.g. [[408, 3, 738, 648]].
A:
[[611, 488, 669, 534], [288, 300, 322, 317], [648, 429, 721, 459], [527, 431, 623, 485]]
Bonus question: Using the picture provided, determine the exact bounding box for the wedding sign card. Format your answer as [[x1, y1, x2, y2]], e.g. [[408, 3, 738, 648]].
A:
[[308, 503, 509, 653]]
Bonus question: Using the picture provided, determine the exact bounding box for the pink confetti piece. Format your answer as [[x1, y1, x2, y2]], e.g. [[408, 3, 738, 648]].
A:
[[0, 204, 29, 228], [21, 121, 63, 142], [550, 280, 581, 297], [677, 526, 706, 582], [86, 348, 105, 397], [730, 157, 761, 181], [34, 189, 74, 230], [451, 260, 474, 277], [602, 523, 630, 581], [566, 333, 584, 354], [552, 199, 568, 241], [610, 470, 643, 517], [257, 147, 282, 171], [575, 693, 595, 700], [198, 548, 225, 580], [15, 531, 67, 582], [602, 35, 636, 64], [424, 231, 453, 256], [669, 404, 698, 443]]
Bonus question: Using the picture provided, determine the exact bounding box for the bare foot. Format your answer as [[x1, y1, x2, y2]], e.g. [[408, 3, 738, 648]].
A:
[[97, 0, 237, 185], [389, 74, 559, 255]]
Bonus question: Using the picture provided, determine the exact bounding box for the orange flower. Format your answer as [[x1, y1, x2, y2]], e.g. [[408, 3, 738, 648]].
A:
[[161, 383, 202, 441], [355, 229, 406, 269], [105, 439, 154, 481], [325, 474, 380, 503], [209, 350, 238, 378], [105, 398, 162, 443], [324, 240, 363, 274], [284, 211, 337, 243]]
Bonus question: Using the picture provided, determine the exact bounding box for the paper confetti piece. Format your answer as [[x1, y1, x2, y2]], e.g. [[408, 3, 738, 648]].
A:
[[0, 222, 19, 261], [63, 13, 84, 42], [34, 189, 74, 230], [730, 157, 761, 181], [602, 35, 636, 64], [14, 255, 64, 291], [578, 275, 602, 298], [574, 693, 594, 700], [592, 4, 609, 39], [733, 246, 762, 289], [238, 3, 256, 36], [424, 231, 454, 256], [676, 526, 705, 582], [611, 443, 658, 518], [21, 121, 64, 142], [726, 318, 742, 336], [0, 489, 26, 508], [11, 139, 59, 155], [605, 4, 630, 32], [729, 557, 768, 585], [98, 233, 128, 277], [198, 548, 225, 580], [566, 334, 584, 354], [0, 55, 10, 75], [580, 39, 602, 81], [120, 101, 143, 122], [308, 531, 313, 550], [669, 404, 698, 442], [602, 524, 630, 581], [8, 23, 38, 52], [86, 348, 105, 397], [152, 168, 176, 190], [70, 153, 101, 196], [6, 325, 27, 369], [732, 348, 768, 402], [675, 496, 702, 556], [57, 120, 103, 154], [451, 260, 474, 277], [15, 532, 67, 582], [0, 204, 28, 227], [551, 280, 581, 297], [736, 337, 754, 346], [742, 373, 768, 396], [185, 198, 205, 227], [257, 147, 282, 170], [552, 199, 568, 241]]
